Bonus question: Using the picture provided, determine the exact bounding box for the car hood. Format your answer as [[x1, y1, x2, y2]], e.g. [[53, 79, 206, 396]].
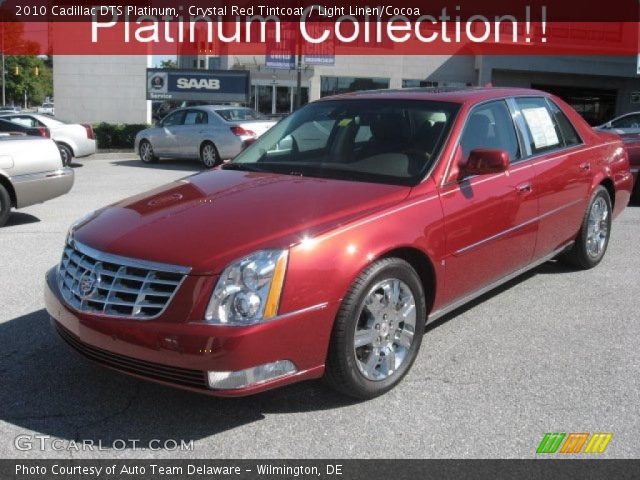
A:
[[74, 170, 410, 274]]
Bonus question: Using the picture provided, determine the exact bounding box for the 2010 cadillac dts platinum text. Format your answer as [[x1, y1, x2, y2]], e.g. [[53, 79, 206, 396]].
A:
[[44, 88, 633, 399]]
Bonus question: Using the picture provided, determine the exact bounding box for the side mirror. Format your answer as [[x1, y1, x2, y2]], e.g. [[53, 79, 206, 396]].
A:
[[459, 148, 510, 177]]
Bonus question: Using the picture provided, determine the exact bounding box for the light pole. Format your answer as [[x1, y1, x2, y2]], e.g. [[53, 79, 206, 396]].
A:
[[1, 22, 5, 106]]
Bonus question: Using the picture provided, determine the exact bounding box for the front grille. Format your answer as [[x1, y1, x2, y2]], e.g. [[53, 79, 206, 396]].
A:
[[58, 240, 189, 319], [55, 323, 209, 390]]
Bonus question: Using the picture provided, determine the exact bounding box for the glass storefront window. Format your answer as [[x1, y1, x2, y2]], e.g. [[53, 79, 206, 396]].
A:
[[320, 76, 390, 97], [402, 80, 439, 88], [257, 85, 272, 115]]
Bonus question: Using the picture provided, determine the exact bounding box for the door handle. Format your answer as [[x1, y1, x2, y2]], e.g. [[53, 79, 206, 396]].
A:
[[516, 183, 532, 194], [579, 162, 591, 172]]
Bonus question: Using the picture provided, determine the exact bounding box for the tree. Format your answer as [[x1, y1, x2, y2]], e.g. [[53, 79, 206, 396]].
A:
[[159, 59, 178, 69], [2, 56, 52, 107]]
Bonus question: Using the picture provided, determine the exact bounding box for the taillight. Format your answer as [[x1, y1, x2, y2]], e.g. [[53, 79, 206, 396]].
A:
[[38, 127, 50, 138], [82, 123, 94, 139], [230, 126, 256, 137]]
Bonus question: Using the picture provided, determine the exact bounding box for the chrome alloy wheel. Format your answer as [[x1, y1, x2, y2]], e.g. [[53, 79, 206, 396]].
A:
[[202, 143, 217, 167], [353, 278, 417, 381], [140, 142, 153, 162], [586, 196, 609, 258]]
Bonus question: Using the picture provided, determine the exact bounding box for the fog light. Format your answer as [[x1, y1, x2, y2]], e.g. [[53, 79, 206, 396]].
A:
[[207, 360, 297, 390]]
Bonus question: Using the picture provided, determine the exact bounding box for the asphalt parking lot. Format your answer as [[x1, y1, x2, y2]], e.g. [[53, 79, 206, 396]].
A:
[[0, 155, 638, 459]]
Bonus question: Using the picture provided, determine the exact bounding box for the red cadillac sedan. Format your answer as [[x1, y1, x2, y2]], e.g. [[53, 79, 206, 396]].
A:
[[45, 88, 633, 399]]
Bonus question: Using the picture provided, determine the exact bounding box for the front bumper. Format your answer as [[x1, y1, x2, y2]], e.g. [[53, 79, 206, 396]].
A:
[[12, 167, 74, 209], [44, 268, 331, 396]]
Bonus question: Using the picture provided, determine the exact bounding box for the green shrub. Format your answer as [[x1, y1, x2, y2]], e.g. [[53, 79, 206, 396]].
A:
[[92, 123, 150, 150]]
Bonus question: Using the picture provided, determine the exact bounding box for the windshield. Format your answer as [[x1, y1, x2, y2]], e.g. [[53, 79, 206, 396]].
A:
[[215, 108, 264, 122], [227, 99, 459, 185]]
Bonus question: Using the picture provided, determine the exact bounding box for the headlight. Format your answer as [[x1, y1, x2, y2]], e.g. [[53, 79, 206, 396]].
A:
[[204, 250, 288, 325]]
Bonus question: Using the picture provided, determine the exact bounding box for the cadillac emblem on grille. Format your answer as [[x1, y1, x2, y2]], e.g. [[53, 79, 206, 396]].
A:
[[78, 267, 99, 298], [58, 240, 189, 319]]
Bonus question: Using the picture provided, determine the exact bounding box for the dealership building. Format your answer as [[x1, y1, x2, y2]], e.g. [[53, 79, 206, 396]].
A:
[[53, 24, 639, 126]]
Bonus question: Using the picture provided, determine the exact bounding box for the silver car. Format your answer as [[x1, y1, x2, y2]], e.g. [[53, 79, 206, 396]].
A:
[[0, 136, 74, 227], [134, 106, 277, 168], [0, 113, 96, 166], [597, 111, 640, 135]]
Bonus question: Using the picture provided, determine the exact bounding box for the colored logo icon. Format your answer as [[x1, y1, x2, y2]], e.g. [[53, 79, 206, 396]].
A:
[[537, 433, 612, 454]]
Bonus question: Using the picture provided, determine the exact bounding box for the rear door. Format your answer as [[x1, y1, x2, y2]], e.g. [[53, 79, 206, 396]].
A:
[[176, 109, 208, 157], [512, 97, 591, 260], [439, 99, 538, 303]]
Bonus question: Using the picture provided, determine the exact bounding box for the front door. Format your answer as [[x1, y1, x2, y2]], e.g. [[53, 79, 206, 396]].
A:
[[439, 99, 538, 303]]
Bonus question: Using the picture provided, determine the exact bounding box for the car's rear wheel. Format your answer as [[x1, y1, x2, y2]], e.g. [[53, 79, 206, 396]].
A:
[[324, 258, 426, 399], [200, 142, 219, 169], [562, 186, 612, 269], [57, 143, 73, 167], [0, 184, 11, 228], [139, 140, 158, 164]]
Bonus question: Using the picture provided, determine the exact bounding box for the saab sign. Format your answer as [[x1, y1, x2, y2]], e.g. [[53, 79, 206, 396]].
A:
[[146, 69, 250, 103]]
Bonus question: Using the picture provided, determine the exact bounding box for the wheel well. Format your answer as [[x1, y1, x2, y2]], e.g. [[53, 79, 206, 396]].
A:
[[600, 178, 615, 208], [0, 175, 16, 208], [381, 247, 437, 314], [200, 140, 215, 152], [57, 141, 74, 156]]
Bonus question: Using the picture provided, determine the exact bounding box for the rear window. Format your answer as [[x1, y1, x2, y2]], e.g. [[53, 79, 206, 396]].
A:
[[515, 97, 563, 154], [546, 100, 582, 147], [215, 108, 263, 122]]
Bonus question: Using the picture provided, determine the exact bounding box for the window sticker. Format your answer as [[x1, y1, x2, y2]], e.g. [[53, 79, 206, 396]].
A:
[[521, 107, 559, 149]]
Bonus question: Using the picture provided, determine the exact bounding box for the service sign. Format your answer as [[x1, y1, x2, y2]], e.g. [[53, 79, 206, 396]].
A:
[[146, 69, 250, 103]]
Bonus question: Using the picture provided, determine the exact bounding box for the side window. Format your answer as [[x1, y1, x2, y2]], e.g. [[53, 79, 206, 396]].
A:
[[9, 116, 38, 128], [460, 100, 520, 162], [161, 111, 185, 127], [183, 110, 207, 125], [611, 114, 640, 129], [515, 97, 562, 154], [546, 100, 582, 147]]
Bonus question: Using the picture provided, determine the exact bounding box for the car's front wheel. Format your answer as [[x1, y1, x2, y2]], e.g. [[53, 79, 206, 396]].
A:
[[0, 183, 11, 227], [562, 186, 612, 269], [324, 258, 426, 399], [200, 142, 219, 169], [139, 140, 158, 164]]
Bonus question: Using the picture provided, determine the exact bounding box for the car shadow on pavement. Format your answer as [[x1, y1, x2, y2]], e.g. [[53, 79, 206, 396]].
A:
[[426, 259, 580, 333], [4, 212, 40, 227], [0, 309, 358, 448], [111, 159, 204, 173]]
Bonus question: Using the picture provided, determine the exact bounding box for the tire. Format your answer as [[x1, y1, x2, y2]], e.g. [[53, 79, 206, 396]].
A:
[[139, 140, 158, 164], [0, 183, 11, 228], [57, 143, 73, 167], [324, 258, 426, 399], [561, 186, 612, 269], [200, 142, 219, 169]]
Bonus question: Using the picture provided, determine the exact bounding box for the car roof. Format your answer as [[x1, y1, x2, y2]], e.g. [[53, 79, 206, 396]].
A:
[[316, 87, 552, 106], [174, 105, 250, 112]]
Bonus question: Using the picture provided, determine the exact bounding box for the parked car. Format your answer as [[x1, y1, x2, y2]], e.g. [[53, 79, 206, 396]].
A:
[[0, 113, 95, 166], [0, 105, 21, 113], [45, 88, 632, 399], [37, 102, 55, 116], [597, 111, 640, 135], [0, 136, 74, 227], [135, 106, 277, 167], [0, 118, 50, 138], [621, 133, 640, 199]]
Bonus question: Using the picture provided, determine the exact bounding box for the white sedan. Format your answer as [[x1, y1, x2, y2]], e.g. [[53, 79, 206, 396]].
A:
[[0, 113, 96, 166], [0, 136, 74, 227], [134, 106, 277, 168]]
